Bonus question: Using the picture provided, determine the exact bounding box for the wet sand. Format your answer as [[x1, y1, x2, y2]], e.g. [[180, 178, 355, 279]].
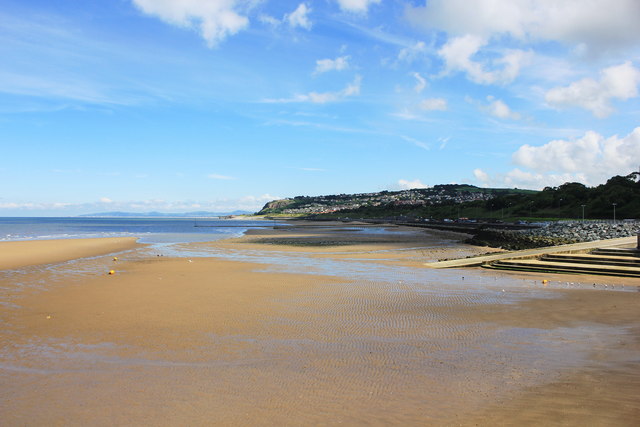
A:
[[210, 224, 504, 268], [0, 226, 639, 425]]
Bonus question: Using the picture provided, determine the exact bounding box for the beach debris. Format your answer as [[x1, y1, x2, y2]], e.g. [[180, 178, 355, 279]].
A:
[[113, 257, 118, 262], [108, 270, 115, 275], [188, 259, 193, 263], [46, 315, 51, 320]]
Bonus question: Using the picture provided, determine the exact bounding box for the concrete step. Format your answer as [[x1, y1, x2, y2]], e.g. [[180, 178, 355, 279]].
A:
[[484, 259, 640, 278], [541, 253, 640, 267], [591, 248, 640, 257], [424, 237, 636, 269]]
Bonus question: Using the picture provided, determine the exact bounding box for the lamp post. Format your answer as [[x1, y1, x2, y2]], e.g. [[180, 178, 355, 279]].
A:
[[613, 203, 617, 222], [581, 204, 585, 221]]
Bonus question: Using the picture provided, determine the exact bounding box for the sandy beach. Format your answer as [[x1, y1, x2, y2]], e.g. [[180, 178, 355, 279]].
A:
[[1, 225, 639, 425], [0, 237, 139, 270]]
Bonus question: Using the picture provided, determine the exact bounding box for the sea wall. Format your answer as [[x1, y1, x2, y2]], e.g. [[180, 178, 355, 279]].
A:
[[468, 221, 640, 250]]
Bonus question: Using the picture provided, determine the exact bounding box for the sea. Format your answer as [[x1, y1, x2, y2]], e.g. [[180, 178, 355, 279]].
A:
[[0, 217, 275, 244]]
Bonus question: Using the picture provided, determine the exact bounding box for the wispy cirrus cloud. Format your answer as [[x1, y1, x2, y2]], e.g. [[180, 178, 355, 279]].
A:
[[400, 135, 430, 151], [207, 173, 236, 180], [412, 72, 427, 93], [295, 167, 327, 172], [262, 75, 362, 104], [0, 11, 190, 107]]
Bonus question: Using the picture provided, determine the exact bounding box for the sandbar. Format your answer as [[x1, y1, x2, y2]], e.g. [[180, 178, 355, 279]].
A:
[[0, 237, 140, 270]]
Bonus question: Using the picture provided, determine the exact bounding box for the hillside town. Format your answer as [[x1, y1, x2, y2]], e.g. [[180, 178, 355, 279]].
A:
[[258, 185, 501, 215]]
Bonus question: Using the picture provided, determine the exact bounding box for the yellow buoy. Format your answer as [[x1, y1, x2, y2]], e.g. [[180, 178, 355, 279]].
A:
[[108, 270, 115, 275], [113, 257, 118, 262]]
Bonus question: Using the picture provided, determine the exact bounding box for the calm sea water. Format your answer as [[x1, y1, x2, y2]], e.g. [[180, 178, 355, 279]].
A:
[[0, 217, 274, 244]]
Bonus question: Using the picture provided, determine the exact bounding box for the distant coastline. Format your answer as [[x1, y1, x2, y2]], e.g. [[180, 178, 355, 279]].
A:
[[79, 210, 254, 218]]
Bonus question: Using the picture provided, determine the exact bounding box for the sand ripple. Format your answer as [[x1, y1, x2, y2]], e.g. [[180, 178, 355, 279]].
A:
[[1, 234, 639, 425]]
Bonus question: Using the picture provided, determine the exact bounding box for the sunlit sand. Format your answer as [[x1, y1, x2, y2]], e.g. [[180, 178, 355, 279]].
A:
[[1, 227, 638, 425]]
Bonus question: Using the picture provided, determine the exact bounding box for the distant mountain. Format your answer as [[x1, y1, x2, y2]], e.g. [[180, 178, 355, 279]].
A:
[[79, 210, 254, 218]]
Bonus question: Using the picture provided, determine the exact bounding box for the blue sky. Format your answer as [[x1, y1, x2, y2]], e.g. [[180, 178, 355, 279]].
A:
[[1, 0, 639, 215]]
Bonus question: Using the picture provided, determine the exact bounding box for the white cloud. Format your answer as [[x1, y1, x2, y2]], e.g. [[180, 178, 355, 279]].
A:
[[132, 0, 250, 47], [438, 136, 450, 150], [483, 96, 521, 120], [335, 0, 381, 14], [472, 127, 640, 189], [473, 168, 490, 184], [314, 56, 350, 74], [438, 35, 531, 85], [237, 194, 281, 208], [342, 75, 361, 96], [259, 3, 312, 30], [100, 197, 113, 203], [545, 61, 640, 118], [0, 201, 72, 210], [505, 169, 585, 189], [258, 14, 280, 27], [474, 167, 593, 189], [420, 98, 447, 111], [509, 127, 640, 187], [406, 0, 640, 51], [390, 109, 420, 121], [207, 173, 236, 180], [412, 72, 427, 93], [263, 75, 362, 104], [397, 179, 429, 190], [397, 41, 427, 63], [0, 194, 282, 215], [285, 3, 312, 30]]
